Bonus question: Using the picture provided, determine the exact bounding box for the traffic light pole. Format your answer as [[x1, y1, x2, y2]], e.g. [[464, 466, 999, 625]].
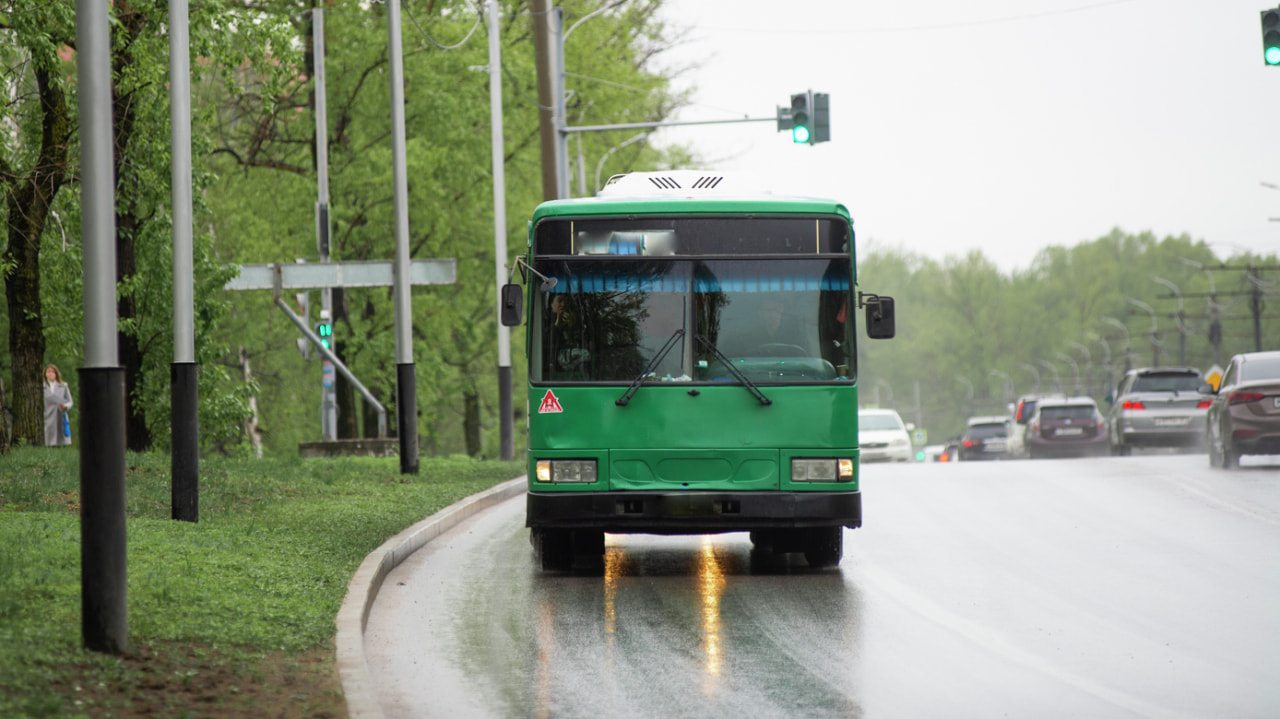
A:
[[313, 9, 337, 442]]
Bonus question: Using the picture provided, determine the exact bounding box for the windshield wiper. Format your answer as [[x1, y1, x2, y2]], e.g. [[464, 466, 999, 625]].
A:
[[694, 334, 772, 406], [616, 329, 685, 406]]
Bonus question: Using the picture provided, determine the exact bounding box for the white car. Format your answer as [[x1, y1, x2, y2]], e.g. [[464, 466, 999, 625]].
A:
[[859, 409, 914, 463]]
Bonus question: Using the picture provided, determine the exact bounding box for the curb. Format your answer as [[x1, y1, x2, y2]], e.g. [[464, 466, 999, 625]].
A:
[[334, 476, 527, 719]]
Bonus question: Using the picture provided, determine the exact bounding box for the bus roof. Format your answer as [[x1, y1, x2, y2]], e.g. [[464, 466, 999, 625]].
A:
[[531, 171, 851, 223]]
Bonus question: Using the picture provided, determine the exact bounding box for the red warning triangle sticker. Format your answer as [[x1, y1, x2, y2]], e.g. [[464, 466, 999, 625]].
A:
[[538, 390, 564, 414]]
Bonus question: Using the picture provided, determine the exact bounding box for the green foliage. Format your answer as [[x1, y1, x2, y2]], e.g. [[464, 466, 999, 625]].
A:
[[207, 0, 688, 455], [0, 446, 522, 715], [858, 230, 1279, 441]]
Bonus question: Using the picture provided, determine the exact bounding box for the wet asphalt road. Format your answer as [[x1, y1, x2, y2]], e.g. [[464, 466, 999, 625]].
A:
[[364, 454, 1280, 718]]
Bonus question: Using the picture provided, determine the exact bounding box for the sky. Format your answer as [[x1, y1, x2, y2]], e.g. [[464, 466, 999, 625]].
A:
[[645, 0, 1280, 272]]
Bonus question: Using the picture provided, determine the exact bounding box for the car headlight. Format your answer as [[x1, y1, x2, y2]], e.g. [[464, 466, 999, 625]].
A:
[[535, 459, 598, 484], [792, 458, 855, 482], [890, 438, 909, 447]]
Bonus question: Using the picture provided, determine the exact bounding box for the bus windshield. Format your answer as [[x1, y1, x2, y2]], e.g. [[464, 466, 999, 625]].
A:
[[530, 256, 854, 384]]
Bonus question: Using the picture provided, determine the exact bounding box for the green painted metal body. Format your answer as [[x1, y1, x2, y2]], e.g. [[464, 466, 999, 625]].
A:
[[521, 184, 863, 533]]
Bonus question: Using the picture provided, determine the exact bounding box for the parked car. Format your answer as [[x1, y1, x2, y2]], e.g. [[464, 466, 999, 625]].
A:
[[958, 416, 1010, 461], [1026, 397, 1108, 458], [1106, 367, 1210, 455], [1006, 393, 1062, 458], [1204, 350, 1280, 469], [858, 409, 914, 463]]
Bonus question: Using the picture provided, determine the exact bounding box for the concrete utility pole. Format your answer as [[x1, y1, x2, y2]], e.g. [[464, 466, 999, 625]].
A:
[[531, 0, 558, 202], [168, 0, 198, 522], [77, 0, 127, 654]]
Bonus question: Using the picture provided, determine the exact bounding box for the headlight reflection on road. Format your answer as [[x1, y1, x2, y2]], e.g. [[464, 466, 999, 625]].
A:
[[697, 536, 727, 696]]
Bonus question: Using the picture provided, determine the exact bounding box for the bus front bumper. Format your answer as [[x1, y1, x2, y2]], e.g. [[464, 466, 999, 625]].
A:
[[526, 490, 860, 535]]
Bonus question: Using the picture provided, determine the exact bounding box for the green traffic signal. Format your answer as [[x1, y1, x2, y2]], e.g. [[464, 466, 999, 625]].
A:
[[316, 321, 332, 349], [790, 92, 811, 144], [1263, 9, 1280, 65]]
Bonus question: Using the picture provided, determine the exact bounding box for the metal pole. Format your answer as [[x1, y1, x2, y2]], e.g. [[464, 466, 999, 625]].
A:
[[168, 0, 198, 522], [488, 0, 513, 461], [77, 0, 127, 655], [314, 7, 337, 441], [387, 0, 418, 473], [551, 7, 568, 199]]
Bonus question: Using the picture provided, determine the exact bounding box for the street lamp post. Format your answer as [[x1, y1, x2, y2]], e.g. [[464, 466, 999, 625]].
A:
[[989, 369, 1013, 403], [955, 375, 974, 417], [1178, 258, 1222, 366], [1100, 315, 1132, 373], [1086, 331, 1113, 398], [1018, 362, 1041, 394], [1037, 360, 1063, 394], [1055, 352, 1082, 395], [1125, 298, 1160, 368], [1150, 276, 1186, 366], [1067, 340, 1093, 397]]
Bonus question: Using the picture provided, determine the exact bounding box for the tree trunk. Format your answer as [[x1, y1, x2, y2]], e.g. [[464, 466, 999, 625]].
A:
[[464, 390, 480, 457], [239, 346, 263, 458], [333, 287, 358, 438], [111, 6, 152, 452], [1, 67, 70, 446]]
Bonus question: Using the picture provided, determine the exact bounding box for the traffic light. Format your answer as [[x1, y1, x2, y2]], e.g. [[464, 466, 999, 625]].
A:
[[811, 92, 830, 144], [776, 91, 830, 145], [1264, 7, 1280, 65], [790, 92, 811, 144], [316, 309, 333, 351]]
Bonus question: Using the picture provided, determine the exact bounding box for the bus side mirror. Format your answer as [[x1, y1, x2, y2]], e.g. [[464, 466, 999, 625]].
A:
[[500, 284, 523, 327], [864, 295, 895, 339]]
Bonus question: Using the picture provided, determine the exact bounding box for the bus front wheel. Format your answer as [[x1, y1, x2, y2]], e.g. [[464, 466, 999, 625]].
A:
[[803, 527, 844, 568], [533, 528, 572, 571]]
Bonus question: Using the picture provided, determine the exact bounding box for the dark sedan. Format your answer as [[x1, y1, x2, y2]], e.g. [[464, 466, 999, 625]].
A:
[[1027, 397, 1108, 459], [1205, 350, 1280, 469]]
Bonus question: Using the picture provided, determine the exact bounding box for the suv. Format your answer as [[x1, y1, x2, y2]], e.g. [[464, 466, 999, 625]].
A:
[[1026, 397, 1107, 458], [1106, 367, 1209, 455], [1006, 394, 1062, 459], [958, 416, 1010, 461]]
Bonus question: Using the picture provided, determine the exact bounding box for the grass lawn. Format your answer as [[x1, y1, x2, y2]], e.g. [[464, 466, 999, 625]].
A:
[[0, 447, 522, 718]]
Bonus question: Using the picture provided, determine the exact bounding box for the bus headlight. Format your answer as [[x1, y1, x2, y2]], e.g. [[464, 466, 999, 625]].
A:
[[535, 459, 598, 484], [792, 458, 854, 482]]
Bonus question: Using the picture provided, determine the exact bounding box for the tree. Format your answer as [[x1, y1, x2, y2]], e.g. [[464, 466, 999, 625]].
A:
[[1, 0, 295, 452], [205, 0, 689, 456], [0, 1, 74, 446]]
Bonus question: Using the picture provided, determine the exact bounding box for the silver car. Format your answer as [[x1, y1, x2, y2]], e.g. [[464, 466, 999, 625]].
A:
[[1106, 367, 1209, 455]]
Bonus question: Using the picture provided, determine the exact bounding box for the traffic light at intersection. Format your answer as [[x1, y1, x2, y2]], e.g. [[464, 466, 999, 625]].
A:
[[316, 314, 333, 350], [1264, 7, 1280, 65], [790, 92, 811, 144], [776, 91, 830, 145]]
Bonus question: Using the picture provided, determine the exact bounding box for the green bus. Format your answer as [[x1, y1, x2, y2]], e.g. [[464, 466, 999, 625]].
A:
[[501, 171, 896, 570]]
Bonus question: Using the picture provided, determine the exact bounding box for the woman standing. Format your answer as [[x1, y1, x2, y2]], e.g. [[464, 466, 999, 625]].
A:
[[43, 364, 73, 447]]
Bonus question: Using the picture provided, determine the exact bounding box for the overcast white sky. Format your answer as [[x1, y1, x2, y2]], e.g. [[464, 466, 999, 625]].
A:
[[648, 0, 1279, 271]]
